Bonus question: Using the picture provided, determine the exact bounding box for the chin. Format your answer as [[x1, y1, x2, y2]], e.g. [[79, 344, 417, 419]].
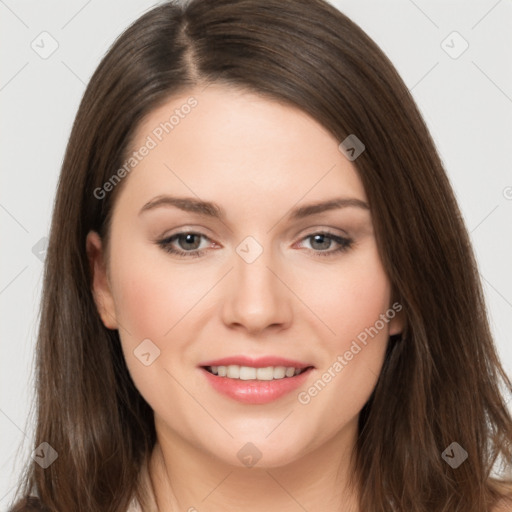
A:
[[209, 430, 313, 470]]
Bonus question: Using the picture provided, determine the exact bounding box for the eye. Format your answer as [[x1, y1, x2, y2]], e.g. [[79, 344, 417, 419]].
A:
[[296, 231, 353, 257], [157, 232, 214, 258], [156, 230, 353, 259]]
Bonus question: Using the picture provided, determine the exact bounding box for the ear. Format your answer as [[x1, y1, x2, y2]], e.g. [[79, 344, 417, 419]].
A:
[[388, 300, 405, 337], [86, 230, 118, 330]]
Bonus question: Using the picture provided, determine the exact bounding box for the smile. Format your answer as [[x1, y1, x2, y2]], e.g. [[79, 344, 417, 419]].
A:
[[200, 365, 314, 404], [205, 365, 308, 380]]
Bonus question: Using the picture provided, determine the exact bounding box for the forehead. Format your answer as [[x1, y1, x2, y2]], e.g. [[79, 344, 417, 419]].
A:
[[114, 84, 367, 217]]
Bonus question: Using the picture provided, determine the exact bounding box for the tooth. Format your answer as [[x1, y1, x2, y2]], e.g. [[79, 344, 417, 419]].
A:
[[211, 365, 304, 380], [227, 365, 240, 378], [273, 366, 286, 379], [285, 367, 296, 377], [256, 367, 274, 380], [239, 366, 257, 380]]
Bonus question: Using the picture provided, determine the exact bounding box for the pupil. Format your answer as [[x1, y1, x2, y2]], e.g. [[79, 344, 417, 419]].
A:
[[312, 234, 330, 250], [180, 234, 200, 250]]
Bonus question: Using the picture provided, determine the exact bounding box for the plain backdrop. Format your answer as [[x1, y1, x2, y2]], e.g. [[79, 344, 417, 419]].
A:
[[1, 0, 511, 506]]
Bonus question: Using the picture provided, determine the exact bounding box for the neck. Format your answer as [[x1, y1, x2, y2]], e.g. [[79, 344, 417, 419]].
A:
[[147, 416, 361, 512]]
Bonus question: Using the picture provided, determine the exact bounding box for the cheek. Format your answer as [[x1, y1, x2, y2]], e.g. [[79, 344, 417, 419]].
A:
[[107, 237, 211, 383], [109, 236, 207, 339], [304, 244, 392, 348], [107, 239, 209, 412], [294, 244, 392, 411], [297, 249, 392, 423]]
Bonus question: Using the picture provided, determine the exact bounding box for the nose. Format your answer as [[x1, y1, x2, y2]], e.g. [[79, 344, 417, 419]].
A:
[[220, 244, 293, 336]]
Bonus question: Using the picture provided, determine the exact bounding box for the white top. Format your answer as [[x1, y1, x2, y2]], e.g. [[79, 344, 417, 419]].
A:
[[126, 497, 143, 512], [126, 457, 158, 511]]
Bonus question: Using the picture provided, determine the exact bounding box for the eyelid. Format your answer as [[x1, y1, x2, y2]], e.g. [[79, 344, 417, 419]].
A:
[[159, 224, 216, 238], [293, 224, 350, 239]]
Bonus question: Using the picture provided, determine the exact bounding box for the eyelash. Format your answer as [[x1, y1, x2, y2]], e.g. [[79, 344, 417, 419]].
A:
[[156, 231, 353, 259]]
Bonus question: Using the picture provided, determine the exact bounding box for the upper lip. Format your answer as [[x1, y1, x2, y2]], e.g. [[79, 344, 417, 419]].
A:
[[199, 356, 314, 369]]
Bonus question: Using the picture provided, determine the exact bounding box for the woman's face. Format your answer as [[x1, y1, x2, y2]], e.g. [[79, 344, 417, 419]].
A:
[[87, 84, 402, 468]]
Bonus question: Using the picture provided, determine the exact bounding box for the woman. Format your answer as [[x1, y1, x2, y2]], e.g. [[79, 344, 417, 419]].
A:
[[9, 0, 512, 510]]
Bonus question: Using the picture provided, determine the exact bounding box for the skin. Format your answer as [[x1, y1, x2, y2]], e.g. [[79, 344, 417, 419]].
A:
[[87, 84, 403, 512]]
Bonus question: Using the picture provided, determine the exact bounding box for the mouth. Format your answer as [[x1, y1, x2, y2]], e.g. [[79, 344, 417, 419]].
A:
[[199, 359, 315, 404]]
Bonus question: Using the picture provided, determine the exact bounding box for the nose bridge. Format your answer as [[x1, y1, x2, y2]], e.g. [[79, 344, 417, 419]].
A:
[[221, 235, 292, 333]]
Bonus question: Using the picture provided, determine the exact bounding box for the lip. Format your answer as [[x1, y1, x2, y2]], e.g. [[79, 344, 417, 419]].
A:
[[198, 356, 315, 405], [199, 355, 313, 369], [200, 367, 314, 404]]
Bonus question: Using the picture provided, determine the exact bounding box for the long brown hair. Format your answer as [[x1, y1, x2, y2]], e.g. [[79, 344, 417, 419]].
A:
[[9, 0, 512, 510]]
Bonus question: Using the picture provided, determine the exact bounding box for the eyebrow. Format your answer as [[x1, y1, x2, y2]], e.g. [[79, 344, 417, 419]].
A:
[[138, 195, 370, 220]]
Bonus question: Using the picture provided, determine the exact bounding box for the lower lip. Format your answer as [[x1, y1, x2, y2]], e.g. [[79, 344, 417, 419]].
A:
[[200, 367, 313, 404]]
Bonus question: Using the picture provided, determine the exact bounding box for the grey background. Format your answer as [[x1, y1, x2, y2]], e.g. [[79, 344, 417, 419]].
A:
[[1, 0, 511, 506]]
